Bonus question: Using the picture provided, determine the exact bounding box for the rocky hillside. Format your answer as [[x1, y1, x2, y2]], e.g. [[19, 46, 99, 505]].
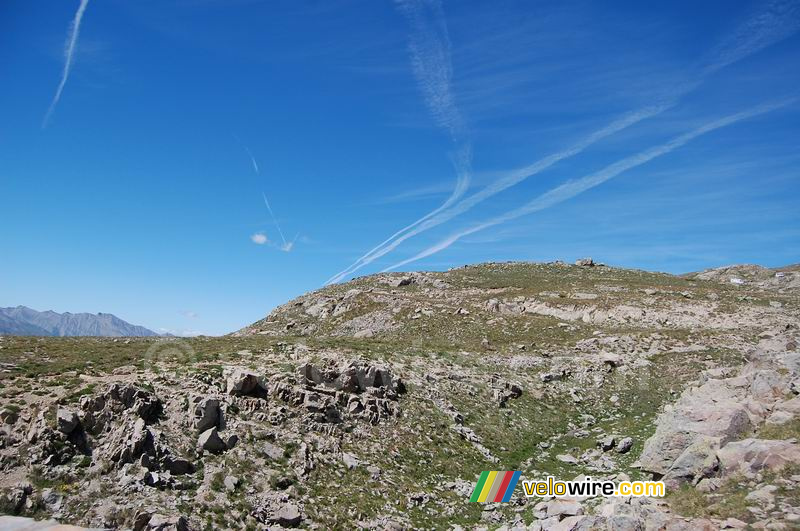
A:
[[0, 306, 159, 337], [0, 260, 799, 530]]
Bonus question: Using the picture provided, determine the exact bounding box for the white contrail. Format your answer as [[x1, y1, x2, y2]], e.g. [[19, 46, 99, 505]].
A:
[[326, 142, 471, 283], [326, 0, 470, 283], [262, 192, 287, 248], [384, 99, 794, 272], [327, 0, 800, 283], [244, 145, 260, 174], [43, 0, 90, 128], [241, 142, 292, 252], [326, 103, 668, 284]]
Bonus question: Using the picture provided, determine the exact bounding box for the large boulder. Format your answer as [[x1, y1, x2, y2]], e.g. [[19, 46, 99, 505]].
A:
[[56, 408, 80, 434], [197, 427, 226, 453], [192, 398, 221, 432], [661, 435, 720, 487], [272, 504, 302, 527], [225, 369, 268, 398]]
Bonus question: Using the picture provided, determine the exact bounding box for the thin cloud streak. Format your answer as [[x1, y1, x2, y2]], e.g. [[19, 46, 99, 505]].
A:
[[262, 192, 287, 247], [384, 99, 794, 272], [244, 145, 260, 174], [326, 0, 471, 284], [327, 0, 800, 284], [43, 0, 90, 128], [240, 141, 295, 253]]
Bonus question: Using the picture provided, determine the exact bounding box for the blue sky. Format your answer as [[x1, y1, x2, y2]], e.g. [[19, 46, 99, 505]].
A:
[[1, 0, 799, 335]]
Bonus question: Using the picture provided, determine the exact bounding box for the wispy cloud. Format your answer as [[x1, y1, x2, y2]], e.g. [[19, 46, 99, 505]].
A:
[[395, 0, 465, 139], [281, 236, 297, 253], [43, 0, 90, 128], [327, 0, 470, 284], [158, 327, 207, 337], [384, 99, 794, 271], [327, 0, 800, 283], [704, 0, 800, 74], [250, 232, 268, 245], [181, 310, 199, 319]]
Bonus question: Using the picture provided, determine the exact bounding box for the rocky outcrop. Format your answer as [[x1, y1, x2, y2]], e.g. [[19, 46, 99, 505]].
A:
[[639, 326, 800, 487], [225, 369, 268, 398], [80, 383, 162, 434], [272, 361, 406, 425]]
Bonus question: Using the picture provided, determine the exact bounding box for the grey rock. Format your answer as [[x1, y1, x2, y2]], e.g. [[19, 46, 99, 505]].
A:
[[717, 438, 800, 475], [556, 454, 578, 465], [163, 457, 193, 475], [56, 408, 79, 434], [192, 398, 220, 432], [616, 437, 633, 454], [546, 499, 583, 518], [226, 369, 267, 397], [662, 435, 720, 487], [263, 441, 284, 461], [223, 476, 239, 491], [197, 428, 226, 453], [597, 435, 616, 452], [342, 452, 359, 469], [272, 504, 302, 527], [143, 514, 192, 531]]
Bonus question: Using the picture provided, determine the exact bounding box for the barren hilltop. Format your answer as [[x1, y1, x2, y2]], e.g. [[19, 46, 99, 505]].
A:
[[1, 260, 799, 529]]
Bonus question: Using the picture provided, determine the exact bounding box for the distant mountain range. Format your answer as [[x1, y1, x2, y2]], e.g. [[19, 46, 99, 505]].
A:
[[0, 306, 159, 337]]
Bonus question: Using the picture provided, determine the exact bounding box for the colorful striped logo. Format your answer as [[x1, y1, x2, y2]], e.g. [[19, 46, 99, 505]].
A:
[[469, 471, 521, 502]]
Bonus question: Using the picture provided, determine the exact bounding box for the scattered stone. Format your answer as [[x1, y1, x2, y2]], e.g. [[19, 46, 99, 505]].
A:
[[597, 435, 616, 452], [197, 428, 226, 453], [556, 454, 578, 465], [616, 437, 633, 454], [342, 452, 359, 469], [272, 504, 302, 527], [223, 475, 239, 491]]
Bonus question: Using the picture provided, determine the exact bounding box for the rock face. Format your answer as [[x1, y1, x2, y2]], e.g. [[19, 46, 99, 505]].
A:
[[273, 361, 405, 425], [639, 326, 800, 488]]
